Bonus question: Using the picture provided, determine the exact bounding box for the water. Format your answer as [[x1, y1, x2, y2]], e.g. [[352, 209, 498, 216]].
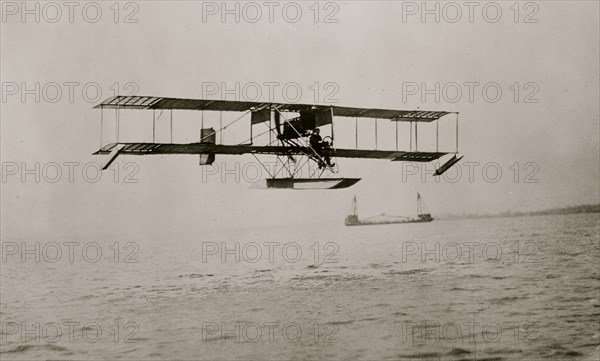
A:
[[1, 213, 599, 360]]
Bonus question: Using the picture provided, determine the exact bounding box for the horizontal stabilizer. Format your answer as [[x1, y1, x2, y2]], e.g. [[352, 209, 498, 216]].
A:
[[434, 155, 463, 176]]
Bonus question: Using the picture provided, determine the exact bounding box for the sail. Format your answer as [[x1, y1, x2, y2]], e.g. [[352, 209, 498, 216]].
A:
[[417, 193, 429, 216], [348, 196, 358, 216], [345, 196, 360, 226], [416, 193, 432, 221]]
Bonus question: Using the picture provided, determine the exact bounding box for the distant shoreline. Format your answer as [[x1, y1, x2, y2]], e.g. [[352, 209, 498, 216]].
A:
[[440, 204, 600, 221]]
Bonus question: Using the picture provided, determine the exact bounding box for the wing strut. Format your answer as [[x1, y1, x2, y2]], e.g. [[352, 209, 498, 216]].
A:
[[100, 105, 104, 148], [375, 118, 378, 149], [456, 113, 459, 153]]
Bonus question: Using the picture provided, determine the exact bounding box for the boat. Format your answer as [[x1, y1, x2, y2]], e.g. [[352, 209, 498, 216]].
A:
[[344, 193, 433, 226]]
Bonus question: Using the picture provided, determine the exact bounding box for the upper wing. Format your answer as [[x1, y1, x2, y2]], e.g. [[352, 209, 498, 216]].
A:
[[95, 142, 447, 162], [94, 96, 453, 122], [329, 107, 451, 122]]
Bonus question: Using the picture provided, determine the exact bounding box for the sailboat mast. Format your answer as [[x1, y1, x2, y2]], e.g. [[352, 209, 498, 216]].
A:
[[350, 196, 358, 216]]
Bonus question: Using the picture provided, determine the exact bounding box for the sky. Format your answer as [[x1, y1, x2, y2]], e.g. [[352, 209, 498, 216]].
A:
[[1, 1, 599, 239]]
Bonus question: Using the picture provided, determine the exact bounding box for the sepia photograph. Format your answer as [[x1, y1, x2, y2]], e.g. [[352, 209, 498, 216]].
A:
[[1, 1, 599, 360]]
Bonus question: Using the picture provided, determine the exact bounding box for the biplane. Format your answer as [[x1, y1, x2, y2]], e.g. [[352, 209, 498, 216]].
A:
[[92, 95, 463, 189]]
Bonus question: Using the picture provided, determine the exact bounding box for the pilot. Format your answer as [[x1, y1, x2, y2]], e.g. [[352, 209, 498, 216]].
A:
[[309, 128, 334, 168], [309, 128, 323, 149]]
